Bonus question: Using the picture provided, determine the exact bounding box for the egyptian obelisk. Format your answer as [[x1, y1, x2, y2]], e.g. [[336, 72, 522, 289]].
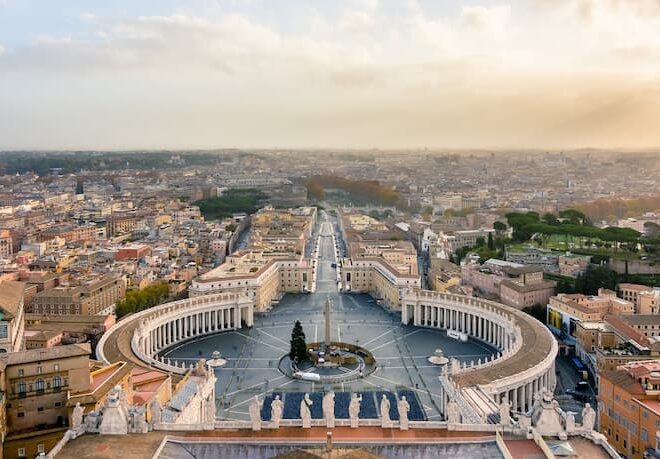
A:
[[325, 297, 331, 346]]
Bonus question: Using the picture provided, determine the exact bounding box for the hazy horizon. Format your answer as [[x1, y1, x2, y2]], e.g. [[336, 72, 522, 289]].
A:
[[2, 0, 660, 150]]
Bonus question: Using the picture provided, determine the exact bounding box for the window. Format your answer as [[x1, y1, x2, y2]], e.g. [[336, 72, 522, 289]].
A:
[[642, 429, 649, 442], [37, 407, 43, 412], [0, 322, 8, 339], [17, 412, 24, 417], [37, 444, 45, 454], [18, 368, 24, 377], [35, 379, 45, 394], [37, 366, 43, 374], [54, 402, 61, 407], [17, 447, 26, 458], [17, 382, 26, 397]]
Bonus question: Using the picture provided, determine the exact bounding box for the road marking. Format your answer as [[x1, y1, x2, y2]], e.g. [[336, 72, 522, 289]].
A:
[[362, 327, 398, 346], [256, 327, 290, 347], [369, 328, 424, 352], [241, 334, 288, 353]]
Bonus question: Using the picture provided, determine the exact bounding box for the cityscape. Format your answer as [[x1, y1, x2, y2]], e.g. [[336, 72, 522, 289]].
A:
[[1, 2, 660, 459]]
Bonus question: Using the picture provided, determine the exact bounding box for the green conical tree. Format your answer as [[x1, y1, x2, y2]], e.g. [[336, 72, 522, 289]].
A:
[[290, 320, 307, 363]]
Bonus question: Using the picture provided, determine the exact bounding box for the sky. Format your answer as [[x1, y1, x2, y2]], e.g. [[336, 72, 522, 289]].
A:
[[1, 0, 660, 150]]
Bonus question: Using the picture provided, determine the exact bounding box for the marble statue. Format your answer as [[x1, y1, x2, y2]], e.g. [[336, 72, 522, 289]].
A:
[[323, 392, 335, 428], [271, 395, 283, 428], [380, 394, 392, 428], [565, 412, 576, 433], [72, 402, 85, 437], [397, 396, 410, 430], [249, 396, 262, 431], [99, 386, 129, 435], [446, 400, 461, 424], [349, 393, 362, 428], [149, 399, 162, 425], [581, 403, 596, 432], [300, 393, 313, 428], [499, 399, 511, 425]]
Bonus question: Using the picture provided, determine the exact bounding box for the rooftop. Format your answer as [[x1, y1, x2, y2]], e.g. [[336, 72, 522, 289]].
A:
[[0, 342, 90, 366]]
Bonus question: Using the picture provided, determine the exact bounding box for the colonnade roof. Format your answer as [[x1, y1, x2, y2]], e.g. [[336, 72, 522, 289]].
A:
[[451, 304, 555, 388]]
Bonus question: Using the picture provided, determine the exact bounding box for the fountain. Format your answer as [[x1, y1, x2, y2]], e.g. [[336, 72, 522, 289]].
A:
[[206, 350, 227, 368], [428, 348, 449, 366]]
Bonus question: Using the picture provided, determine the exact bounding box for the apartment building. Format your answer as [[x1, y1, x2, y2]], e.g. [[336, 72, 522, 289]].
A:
[[547, 290, 634, 345], [36, 225, 97, 243], [461, 259, 555, 309], [599, 360, 660, 459], [0, 229, 13, 256], [618, 283, 655, 313], [0, 343, 91, 459], [0, 281, 26, 353], [30, 274, 127, 316]]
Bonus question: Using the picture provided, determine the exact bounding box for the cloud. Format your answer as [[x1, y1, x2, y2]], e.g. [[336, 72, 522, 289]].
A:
[[460, 5, 511, 34], [79, 12, 97, 23], [0, 44, 5, 55], [2, 5, 660, 149], [340, 10, 375, 32]]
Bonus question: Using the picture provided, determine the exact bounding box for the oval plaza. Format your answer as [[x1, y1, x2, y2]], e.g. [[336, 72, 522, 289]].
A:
[[98, 207, 558, 427]]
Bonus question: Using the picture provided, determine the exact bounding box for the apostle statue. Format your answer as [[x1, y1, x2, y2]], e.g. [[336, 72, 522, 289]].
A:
[[249, 395, 262, 431], [300, 393, 313, 428], [380, 394, 392, 428], [349, 393, 362, 428], [323, 392, 335, 428], [270, 395, 284, 428], [397, 396, 410, 430]]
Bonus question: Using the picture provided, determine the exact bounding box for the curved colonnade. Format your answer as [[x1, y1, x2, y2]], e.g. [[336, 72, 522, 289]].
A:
[[98, 289, 557, 415], [402, 290, 558, 413], [97, 293, 254, 375]]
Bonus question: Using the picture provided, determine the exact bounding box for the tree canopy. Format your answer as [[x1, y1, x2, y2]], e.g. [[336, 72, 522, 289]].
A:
[[115, 283, 170, 319], [305, 175, 401, 207], [194, 188, 268, 220], [289, 320, 307, 363], [505, 211, 640, 243]]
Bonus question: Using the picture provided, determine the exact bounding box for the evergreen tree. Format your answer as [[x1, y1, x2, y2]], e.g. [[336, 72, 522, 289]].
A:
[[487, 232, 494, 250], [290, 320, 307, 363]]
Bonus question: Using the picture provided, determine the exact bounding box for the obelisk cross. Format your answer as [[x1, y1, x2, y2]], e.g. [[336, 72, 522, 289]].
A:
[[324, 297, 331, 347]]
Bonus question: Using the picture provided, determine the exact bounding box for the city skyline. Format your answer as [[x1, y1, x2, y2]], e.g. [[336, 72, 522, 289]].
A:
[[2, 0, 660, 150]]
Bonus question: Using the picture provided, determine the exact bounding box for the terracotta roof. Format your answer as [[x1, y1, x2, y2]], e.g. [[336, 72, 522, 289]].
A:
[[601, 368, 645, 394]]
